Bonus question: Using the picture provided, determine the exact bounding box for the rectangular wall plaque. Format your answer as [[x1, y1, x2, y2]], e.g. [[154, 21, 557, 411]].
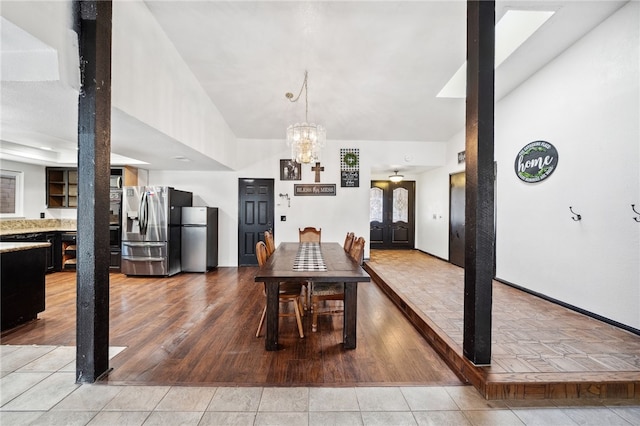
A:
[[294, 184, 336, 196], [341, 171, 359, 187]]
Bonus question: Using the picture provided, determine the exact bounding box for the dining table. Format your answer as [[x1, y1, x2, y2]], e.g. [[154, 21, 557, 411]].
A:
[[254, 242, 370, 351]]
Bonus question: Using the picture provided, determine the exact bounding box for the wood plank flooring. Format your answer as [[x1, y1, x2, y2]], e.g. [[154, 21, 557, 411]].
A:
[[5, 249, 637, 399], [365, 250, 640, 400], [0, 265, 463, 387]]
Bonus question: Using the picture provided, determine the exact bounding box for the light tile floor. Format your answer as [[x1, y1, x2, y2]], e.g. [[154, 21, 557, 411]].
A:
[[1, 345, 640, 425]]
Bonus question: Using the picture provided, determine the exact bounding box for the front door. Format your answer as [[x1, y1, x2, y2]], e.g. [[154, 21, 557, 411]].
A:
[[238, 178, 274, 266], [369, 180, 415, 249], [449, 172, 465, 268]]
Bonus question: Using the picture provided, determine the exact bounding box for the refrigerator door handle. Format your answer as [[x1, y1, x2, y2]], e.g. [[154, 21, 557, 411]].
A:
[[122, 242, 166, 248], [121, 256, 165, 262], [139, 190, 148, 235]]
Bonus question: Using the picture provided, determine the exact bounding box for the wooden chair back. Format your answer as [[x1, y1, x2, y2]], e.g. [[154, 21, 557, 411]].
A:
[[264, 230, 275, 257], [349, 237, 365, 265], [256, 241, 269, 267], [343, 232, 355, 253], [299, 227, 321, 243]]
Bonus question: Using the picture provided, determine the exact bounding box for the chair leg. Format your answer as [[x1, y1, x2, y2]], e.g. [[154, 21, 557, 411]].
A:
[[293, 298, 304, 338], [302, 283, 310, 311], [298, 295, 305, 317], [256, 306, 266, 337], [312, 298, 318, 332]]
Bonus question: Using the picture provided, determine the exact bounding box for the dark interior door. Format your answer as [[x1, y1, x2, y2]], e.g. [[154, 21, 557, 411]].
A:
[[449, 172, 465, 268], [238, 178, 274, 266], [370, 180, 415, 249]]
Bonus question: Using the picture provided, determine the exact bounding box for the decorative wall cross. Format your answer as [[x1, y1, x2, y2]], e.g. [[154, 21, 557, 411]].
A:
[[312, 162, 324, 183]]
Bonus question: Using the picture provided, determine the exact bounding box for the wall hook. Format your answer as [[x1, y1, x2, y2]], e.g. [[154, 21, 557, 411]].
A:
[[632, 204, 640, 222], [569, 206, 582, 221], [279, 193, 290, 208]]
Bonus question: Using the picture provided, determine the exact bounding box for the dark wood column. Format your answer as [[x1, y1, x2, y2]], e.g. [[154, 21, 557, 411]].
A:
[[463, 0, 495, 365], [75, 0, 112, 383]]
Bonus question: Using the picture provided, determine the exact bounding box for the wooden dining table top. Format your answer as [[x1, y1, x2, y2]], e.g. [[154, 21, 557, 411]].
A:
[[254, 242, 370, 283]]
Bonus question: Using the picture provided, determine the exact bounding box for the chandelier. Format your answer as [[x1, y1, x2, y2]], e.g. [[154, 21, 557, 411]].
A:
[[285, 71, 326, 164]]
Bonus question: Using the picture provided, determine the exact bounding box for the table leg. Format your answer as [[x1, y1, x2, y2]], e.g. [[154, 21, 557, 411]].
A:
[[343, 282, 358, 349], [265, 280, 280, 350]]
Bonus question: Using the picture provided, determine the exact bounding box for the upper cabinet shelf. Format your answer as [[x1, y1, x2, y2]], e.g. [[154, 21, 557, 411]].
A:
[[46, 167, 137, 208], [46, 168, 77, 208]]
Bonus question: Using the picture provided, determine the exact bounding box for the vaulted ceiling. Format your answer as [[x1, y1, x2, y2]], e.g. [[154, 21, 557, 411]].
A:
[[0, 1, 628, 170]]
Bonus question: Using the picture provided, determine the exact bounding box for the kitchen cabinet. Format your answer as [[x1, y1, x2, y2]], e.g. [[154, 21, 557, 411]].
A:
[[0, 232, 57, 273], [46, 166, 137, 209], [61, 232, 77, 271], [46, 168, 78, 208], [1, 244, 47, 331]]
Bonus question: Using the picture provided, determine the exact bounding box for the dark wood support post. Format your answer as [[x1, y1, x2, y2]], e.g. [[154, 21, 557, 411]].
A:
[[75, 0, 112, 383], [463, 0, 495, 365]]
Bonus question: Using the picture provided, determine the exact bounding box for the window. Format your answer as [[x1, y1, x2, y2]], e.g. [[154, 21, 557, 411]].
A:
[[369, 187, 383, 223], [392, 187, 409, 223], [0, 170, 24, 218]]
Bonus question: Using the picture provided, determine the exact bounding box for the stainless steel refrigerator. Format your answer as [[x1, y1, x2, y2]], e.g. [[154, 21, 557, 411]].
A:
[[181, 207, 218, 272], [121, 186, 192, 276]]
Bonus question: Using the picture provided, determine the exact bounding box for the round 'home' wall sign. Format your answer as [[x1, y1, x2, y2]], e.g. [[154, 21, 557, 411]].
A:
[[514, 140, 559, 183]]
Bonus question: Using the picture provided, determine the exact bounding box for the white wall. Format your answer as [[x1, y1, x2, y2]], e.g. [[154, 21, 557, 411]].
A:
[[150, 137, 447, 267], [112, 0, 238, 169], [0, 1, 78, 88], [418, 2, 640, 329], [416, 131, 465, 259], [0, 159, 77, 220], [150, 140, 371, 267]]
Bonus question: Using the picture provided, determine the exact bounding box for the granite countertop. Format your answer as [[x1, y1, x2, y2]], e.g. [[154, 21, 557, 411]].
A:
[[0, 227, 77, 236], [0, 242, 52, 254], [0, 219, 77, 236]]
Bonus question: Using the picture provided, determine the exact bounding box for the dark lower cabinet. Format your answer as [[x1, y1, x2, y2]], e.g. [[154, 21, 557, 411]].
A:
[[1, 246, 47, 331], [1, 230, 120, 272], [0, 233, 57, 273]]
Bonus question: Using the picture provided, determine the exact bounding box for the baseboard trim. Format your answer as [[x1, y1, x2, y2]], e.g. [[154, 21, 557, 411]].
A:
[[495, 277, 640, 337]]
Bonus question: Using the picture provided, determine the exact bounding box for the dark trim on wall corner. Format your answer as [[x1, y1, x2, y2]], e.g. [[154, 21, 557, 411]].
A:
[[495, 277, 640, 337], [415, 249, 450, 264]]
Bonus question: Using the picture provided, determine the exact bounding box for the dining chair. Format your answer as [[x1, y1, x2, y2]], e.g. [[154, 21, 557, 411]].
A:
[[349, 236, 365, 265], [310, 281, 344, 332], [343, 232, 355, 253], [255, 241, 305, 338], [299, 227, 321, 243], [311, 236, 366, 332], [264, 230, 275, 257]]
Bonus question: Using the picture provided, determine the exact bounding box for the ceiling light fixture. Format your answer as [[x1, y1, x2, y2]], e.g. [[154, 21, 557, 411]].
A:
[[285, 70, 326, 164], [389, 170, 404, 183]]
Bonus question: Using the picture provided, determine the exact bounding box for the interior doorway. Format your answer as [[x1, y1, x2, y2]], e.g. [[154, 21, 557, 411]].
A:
[[238, 178, 274, 266], [369, 180, 415, 249]]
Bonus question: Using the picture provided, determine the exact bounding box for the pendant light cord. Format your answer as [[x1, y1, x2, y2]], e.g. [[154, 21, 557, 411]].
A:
[[286, 70, 309, 122]]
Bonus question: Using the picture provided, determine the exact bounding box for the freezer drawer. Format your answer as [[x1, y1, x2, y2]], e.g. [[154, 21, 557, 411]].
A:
[[122, 241, 167, 258], [121, 241, 169, 276], [121, 257, 168, 276]]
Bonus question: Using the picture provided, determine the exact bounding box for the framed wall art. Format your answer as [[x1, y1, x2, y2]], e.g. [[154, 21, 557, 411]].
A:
[[340, 148, 359, 187], [280, 159, 301, 181]]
